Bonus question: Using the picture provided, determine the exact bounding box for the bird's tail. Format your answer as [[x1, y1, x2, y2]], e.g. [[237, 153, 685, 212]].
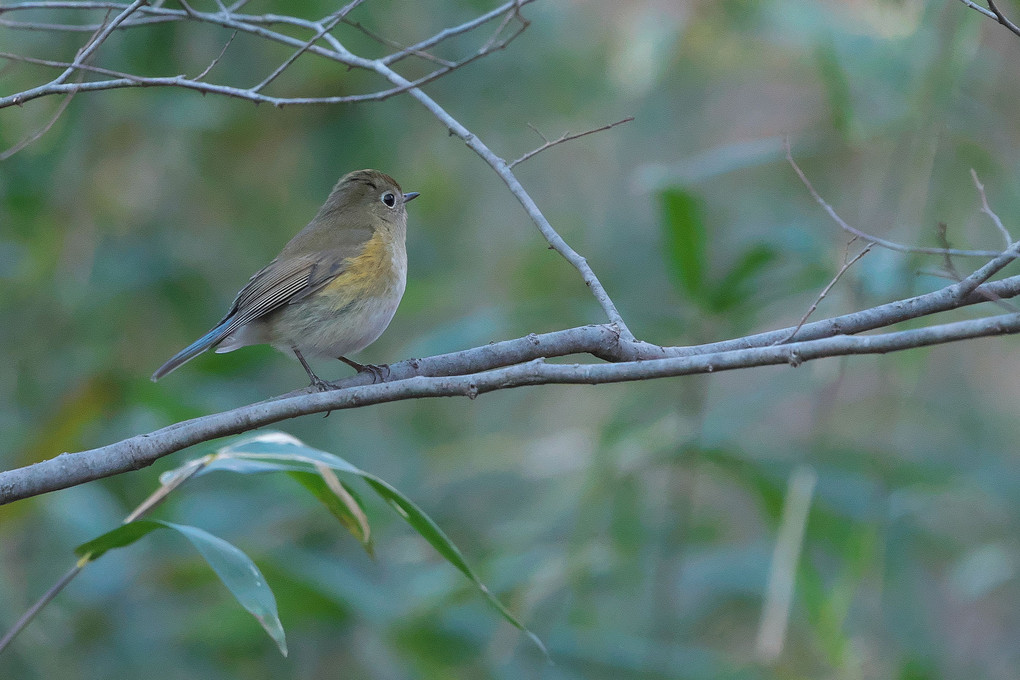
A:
[[151, 318, 233, 381]]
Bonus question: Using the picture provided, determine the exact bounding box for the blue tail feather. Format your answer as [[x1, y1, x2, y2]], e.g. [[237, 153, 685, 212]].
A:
[[151, 318, 233, 381]]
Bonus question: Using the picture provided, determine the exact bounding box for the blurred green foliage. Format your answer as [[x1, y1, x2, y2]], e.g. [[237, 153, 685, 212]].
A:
[[4, 0, 1020, 678]]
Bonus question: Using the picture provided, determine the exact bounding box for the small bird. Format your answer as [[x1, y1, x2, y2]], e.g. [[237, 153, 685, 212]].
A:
[[152, 169, 418, 388]]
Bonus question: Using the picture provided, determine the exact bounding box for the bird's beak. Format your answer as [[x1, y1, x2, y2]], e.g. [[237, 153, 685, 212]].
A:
[[403, 192, 420, 203]]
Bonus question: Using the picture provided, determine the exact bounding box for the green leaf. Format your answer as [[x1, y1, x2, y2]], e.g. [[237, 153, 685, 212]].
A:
[[205, 432, 547, 656], [74, 520, 164, 561], [661, 188, 707, 299], [203, 458, 310, 475], [76, 520, 287, 656], [288, 470, 374, 556], [212, 431, 362, 476], [158, 521, 287, 656], [359, 475, 547, 656], [709, 244, 779, 312]]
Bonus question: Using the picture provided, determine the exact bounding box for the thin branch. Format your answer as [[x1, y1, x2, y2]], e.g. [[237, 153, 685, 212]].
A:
[[0, 74, 80, 159], [959, 0, 1020, 37], [0, 1, 127, 9], [380, 0, 538, 66], [777, 240, 875, 344], [0, 50, 142, 79], [933, 220, 1018, 312], [509, 117, 635, 169], [252, 0, 365, 93], [343, 20, 455, 67], [956, 0, 999, 21], [937, 221, 962, 281], [526, 122, 549, 144], [0, 15, 175, 31], [193, 29, 236, 81], [0, 564, 83, 654], [0, 68, 475, 108], [477, 0, 528, 55], [970, 168, 1012, 248], [669, 273, 1020, 357], [52, 0, 146, 86], [1, 4, 624, 340], [786, 139, 1002, 258], [951, 237, 1020, 299]]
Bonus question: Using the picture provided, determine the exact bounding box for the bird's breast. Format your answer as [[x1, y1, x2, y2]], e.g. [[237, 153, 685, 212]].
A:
[[266, 230, 407, 358], [322, 230, 406, 304]]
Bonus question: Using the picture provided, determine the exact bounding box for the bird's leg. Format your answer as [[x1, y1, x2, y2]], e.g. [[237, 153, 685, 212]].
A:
[[338, 355, 387, 383], [293, 347, 332, 391]]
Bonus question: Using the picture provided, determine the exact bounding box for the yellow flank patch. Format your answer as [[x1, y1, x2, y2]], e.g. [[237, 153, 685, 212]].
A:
[[319, 231, 398, 307]]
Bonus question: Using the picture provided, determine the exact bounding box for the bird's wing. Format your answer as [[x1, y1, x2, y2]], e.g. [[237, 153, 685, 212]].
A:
[[217, 250, 351, 336]]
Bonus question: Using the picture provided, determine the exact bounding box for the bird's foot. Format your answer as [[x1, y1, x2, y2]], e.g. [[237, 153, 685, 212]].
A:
[[338, 356, 389, 383], [309, 374, 333, 392]]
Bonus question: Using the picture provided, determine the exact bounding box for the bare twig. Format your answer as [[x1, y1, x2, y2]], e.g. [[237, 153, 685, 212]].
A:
[[0, 564, 83, 654], [0, 67, 509, 109], [971, 0, 1020, 36], [777, 239, 875, 344], [1, 2, 127, 9], [53, 0, 146, 85], [526, 122, 549, 144], [0, 9, 109, 157], [0, 74, 80, 159], [193, 29, 236, 81], [951, 237, 1020, 300], [343, 19, 455, 67], [936, 221, 962, 281], [252, 0, 365, 93], [477, 0, 528, 55], [0, 51, 145, 79], [509, 117, 635, 169], [970, 168, 1012, 248], [956, 0, 998, 21], [379, 0, 538, 66], [785, 139, 1002, 258], [933, 221, 1017, 311]]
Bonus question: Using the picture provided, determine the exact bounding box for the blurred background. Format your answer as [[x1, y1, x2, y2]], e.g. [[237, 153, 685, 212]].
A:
[[3, 0, 1020, 677]]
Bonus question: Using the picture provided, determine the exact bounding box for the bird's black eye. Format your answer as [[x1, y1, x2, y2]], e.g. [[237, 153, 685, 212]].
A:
[[381, 192, 396, 207]]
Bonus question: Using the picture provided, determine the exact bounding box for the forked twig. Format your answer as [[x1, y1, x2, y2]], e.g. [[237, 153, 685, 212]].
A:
[[509, 117, 634, 169], [0, 564, 83, 654], [786, 139, 1001, 258], [777, 239, 875, 344], [343, 19, 455, 67], [986, 0, 1020, 37], [193, 29, 237, 81], [0, 74, 80, 160], [970, 168, 1012, 248], [252, 0, 366, 93]]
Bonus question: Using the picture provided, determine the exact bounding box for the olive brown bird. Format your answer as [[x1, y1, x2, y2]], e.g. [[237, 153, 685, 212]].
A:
[[152, 169, 418, 387]]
